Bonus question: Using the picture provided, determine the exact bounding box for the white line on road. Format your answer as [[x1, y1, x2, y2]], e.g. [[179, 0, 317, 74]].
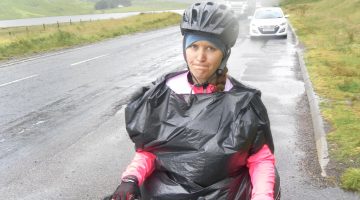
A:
[[0, 45, 94, 68], [70, 54, 109, 66], [0, 74, 39, 88]]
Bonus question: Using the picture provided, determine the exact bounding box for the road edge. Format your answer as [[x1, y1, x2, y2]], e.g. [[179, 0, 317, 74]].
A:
[[288, 22, 329, 177]]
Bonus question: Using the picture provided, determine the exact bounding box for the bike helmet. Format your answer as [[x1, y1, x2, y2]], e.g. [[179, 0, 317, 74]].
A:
[[180, 1, 239, 49]]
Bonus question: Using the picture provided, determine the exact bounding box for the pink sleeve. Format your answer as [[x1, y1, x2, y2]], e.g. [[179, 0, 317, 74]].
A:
[[121, 150, 156, 186], [246, 144, 275, 200]]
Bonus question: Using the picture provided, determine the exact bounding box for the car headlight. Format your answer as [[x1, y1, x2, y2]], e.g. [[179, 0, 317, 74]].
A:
[[280, 22, 287, 26]]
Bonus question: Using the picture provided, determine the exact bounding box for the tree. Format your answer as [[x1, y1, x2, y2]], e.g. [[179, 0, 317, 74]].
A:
[[94, 0, 109, 10], [119, 0, 132, 7], [94, 0, 132, 10]]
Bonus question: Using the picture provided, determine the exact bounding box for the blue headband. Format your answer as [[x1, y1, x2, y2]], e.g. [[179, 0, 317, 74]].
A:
[[184, 33, 227, 55]]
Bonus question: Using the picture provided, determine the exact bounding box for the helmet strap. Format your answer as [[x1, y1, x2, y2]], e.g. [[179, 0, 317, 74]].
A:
[[182, 36, 188, 63], [216, 49, 231, 75]]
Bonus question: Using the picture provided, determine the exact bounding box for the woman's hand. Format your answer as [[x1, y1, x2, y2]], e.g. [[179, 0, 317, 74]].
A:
[[111, 176, 140, 200]]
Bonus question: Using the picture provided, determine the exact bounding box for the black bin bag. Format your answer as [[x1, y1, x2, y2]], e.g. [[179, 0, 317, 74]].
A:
[[125, 71, 280, 200]]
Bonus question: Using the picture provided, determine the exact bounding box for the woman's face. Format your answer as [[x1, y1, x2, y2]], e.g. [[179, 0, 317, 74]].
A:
[[186, 40, 223, 84]]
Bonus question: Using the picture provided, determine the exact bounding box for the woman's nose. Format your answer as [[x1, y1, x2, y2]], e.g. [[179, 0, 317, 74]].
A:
[[196, 49, 206, 61]]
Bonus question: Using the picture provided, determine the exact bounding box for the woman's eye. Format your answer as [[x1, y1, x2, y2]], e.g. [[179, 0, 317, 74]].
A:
[[206, 46, 216, 51], [189, 44, 198, 50]]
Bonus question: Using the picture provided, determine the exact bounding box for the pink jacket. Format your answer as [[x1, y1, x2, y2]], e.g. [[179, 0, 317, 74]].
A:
[[122, 72, 275, 200]]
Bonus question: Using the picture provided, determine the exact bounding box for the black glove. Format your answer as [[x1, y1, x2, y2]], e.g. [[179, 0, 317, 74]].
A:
[[112, 176, 140, 200]]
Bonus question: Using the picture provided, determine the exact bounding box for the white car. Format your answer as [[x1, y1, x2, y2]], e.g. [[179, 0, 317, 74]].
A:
[[249, 7, 288, 39], [226, 0, 249, 19]]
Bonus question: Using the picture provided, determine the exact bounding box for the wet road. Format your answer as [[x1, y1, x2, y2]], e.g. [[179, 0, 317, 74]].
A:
[[0, 27, 185, 199], [229, 20, 359, 200], [0, 17, 359, 200]]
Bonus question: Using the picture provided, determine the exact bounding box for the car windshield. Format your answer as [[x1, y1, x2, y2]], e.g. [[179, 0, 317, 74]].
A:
[[254, 9, 283, 19]]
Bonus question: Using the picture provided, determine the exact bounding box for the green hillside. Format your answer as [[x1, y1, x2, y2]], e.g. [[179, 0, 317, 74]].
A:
[[0, 0, 95, 20], [97, 0, 189, 13], [0, 0, 189, 20], [282, 0, 360, 192]]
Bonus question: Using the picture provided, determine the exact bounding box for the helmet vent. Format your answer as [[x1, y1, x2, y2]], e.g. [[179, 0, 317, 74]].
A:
[[211, 13, 222, 24], [191, 9, 198, 23], [182, 13, 188, 22], [201, 10, 208, 24], [195, 2, 201, 6], [206, 2, 214, 5]]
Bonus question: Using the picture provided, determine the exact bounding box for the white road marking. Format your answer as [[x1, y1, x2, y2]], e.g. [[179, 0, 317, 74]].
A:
[[0, 44, 106, 68], [70, 54, 109, 66], [0, 74, 39, 88]]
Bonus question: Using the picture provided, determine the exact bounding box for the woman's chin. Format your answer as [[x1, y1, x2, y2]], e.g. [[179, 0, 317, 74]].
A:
[[192, 70, 208, 78]]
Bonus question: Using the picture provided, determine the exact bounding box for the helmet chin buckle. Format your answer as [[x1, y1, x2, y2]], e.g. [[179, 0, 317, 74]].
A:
[[216, 68, 223, 75]]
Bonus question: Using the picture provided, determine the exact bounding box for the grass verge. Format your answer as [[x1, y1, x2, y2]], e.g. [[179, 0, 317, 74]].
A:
[[0, 12, 181, 61], [281, 0, 360, 192]]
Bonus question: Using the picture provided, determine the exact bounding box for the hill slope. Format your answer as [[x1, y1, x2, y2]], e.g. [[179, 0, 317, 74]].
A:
[[0, 0, 95, 20], [0, 0, 192, 20]]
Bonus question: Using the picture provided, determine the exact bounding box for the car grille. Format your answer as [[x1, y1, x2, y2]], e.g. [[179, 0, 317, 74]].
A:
[[258, 25, 280, 34]]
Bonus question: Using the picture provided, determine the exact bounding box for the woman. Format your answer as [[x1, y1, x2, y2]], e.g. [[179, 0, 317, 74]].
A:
[[111, 1, 280, 200]]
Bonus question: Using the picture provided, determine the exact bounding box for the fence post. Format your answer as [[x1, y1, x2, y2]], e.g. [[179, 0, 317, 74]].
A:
[[70, 19, 72, 25], [43, 24, 46, 30], [57, 21, 60, 29]]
